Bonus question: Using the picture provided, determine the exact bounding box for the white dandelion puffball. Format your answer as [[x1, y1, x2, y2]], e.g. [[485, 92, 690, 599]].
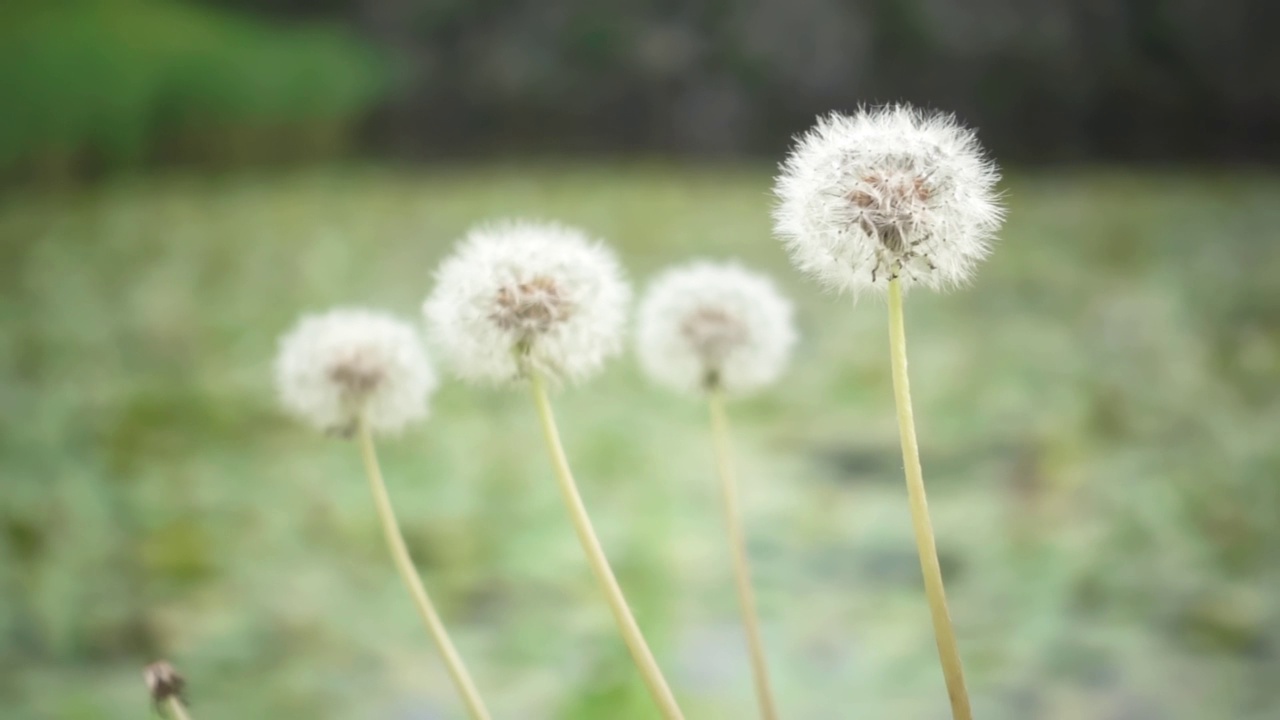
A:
[[636, 262, 797, 396], [423, 220, 631, 385], [275, 308, 437, 436], [773, 104, 1003, 294]]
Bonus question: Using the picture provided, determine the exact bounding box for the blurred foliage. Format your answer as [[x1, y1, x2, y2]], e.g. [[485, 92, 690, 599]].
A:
[[0, 0, 389, 182], [1, 167, 1279, 718]]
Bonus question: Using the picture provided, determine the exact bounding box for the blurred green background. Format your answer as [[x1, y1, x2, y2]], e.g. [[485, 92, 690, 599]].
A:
[[3, 1, 1280, 719]]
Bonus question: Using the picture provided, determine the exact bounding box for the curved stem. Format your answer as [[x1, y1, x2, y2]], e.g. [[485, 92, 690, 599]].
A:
[[527, 371, 685, 720], [165, 697, 193, 720], [356, 416, 493, 720], [707, 389, 779, 720], [887, 278, 972, 720]]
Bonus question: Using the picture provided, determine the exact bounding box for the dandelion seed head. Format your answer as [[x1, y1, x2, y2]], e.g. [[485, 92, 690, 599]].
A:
[[773, 104, 1003, 294], [636, 261, 796, 396], [423, 220, 631, 385], [274, 308, 436, 436]]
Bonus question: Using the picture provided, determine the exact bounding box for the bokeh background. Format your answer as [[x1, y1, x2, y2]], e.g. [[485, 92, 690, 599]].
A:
[[3, 1, 1279, 718]]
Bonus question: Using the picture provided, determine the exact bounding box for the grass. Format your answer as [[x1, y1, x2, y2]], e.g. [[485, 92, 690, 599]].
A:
[[1, 164, 1278, 719]]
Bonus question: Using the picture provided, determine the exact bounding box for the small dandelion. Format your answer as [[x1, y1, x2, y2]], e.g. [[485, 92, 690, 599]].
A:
[[636, 261, 796, 720], [424, 221, 684, 720], [273, 308, 492, 720], [773, 104, 1006, 720], [274, 308, 436, 437], [773, 104, 1002, 295], [143, 661, 191, 720], [423, 220, 630, 385], [636, 261, 796, 396]]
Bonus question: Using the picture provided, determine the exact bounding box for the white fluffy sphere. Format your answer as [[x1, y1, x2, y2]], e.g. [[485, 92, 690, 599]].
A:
[[274, 308, 437, 436], [423, 220, 631, 385], [773, 104, 1003, 294], [636, 261, 796, 396]]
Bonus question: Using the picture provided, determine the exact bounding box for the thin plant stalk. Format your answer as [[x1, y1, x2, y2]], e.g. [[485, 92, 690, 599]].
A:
[[355, 415, 493, 720], [886, 277, 972, 720], [707, 388, 779, 720], [527, 370, 685, 720], [165, 697, 194, 720]]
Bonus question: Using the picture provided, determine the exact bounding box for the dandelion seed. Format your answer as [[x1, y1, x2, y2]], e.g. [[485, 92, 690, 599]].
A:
[[424, 220, 683, 717], [274, 308, 436, 436], [772, 104, 1007, 720], [773, 104, 1003, 294], [274, 308, 491, 719], [636, 262, 796, 396], [637, 260, 795, 718], [422, 220, 630, 385]]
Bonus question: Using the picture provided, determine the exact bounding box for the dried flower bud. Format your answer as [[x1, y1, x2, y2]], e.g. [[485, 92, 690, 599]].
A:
[[274, 308, 437, 436], [423, 220, 631, 385], [773, 104, 1004, 294], [636, 262, 796, 396], [143, 660, 186, 705]]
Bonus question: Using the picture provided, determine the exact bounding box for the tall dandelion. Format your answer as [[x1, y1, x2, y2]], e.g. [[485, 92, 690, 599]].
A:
[[773, 105, 1004, 720], [636, 261, 796, 720], [275, 308, 492, 720], [423, 220, 684, 720]]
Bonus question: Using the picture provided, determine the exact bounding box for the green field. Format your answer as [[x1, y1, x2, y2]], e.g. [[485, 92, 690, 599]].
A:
[[2, 166, 1278, 719]]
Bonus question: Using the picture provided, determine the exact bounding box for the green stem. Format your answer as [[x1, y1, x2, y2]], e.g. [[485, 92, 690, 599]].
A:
[[527, 371, 685, 720], [886, 278, 972, 720], [356, 416, 493, 720], [165, 697, 193, 720], [707, 389, 779, 720]]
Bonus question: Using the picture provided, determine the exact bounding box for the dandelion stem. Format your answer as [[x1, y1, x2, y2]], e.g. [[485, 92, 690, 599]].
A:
[[707, 389, 779, 720], [527, 371, 685, 720], [886, 278, 972, 720], [165, 697, 193, 720], [355, 415, 493, 720]]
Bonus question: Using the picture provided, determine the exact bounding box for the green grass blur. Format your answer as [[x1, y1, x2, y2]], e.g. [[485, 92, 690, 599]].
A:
[[1, 166, 1278, 718], [0, 1, 388, 181]]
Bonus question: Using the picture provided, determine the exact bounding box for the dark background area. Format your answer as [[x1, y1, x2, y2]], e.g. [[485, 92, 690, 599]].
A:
[[4, 0, 1280, 184], [324, 0, 1280, 162]]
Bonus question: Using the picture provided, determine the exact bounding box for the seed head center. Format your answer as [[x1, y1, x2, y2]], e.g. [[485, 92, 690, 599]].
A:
[[492, 275, 573, 336], [848, 172, 933, 254], [328, 350, 386, 398], [681, 306, 748, 367]]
